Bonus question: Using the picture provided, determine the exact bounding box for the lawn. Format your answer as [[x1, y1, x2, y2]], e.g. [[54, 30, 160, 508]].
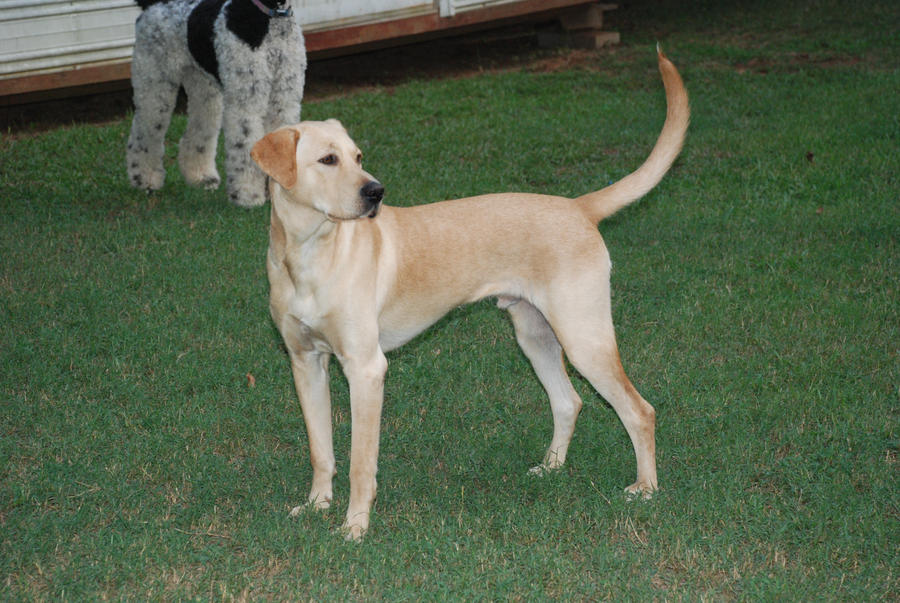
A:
[[1, 0, 897, 599]]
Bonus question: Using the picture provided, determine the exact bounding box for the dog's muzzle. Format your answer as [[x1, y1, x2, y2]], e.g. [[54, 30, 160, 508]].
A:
[[361, 180, 384, 218]]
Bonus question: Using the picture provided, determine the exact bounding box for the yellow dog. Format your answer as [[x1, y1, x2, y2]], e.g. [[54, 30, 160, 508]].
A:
[[251, 49, 689, 539]]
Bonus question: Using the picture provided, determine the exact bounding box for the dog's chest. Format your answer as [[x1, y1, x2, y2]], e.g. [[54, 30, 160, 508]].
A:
[[285, 307, 333, 354], [281, 271, 336, 352]]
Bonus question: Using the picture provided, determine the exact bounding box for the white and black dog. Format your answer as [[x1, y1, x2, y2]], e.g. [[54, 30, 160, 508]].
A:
[[126, 0, 306, 207]]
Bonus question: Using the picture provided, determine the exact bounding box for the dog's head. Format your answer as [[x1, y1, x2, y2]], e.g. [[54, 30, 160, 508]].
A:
[[251, 120, 384, 220]]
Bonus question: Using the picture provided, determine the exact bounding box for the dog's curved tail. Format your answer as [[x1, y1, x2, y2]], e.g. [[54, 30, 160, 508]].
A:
[[576, 46, 690, 224]]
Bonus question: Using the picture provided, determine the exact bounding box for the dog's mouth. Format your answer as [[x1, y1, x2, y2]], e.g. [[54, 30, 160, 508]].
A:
[[324, 204, 380, 222], [323, 181, 383, 222]]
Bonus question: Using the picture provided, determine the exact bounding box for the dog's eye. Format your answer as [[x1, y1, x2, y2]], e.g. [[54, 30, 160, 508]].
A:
[[319, 154, 338, 166], [356, 153, 362, 165]]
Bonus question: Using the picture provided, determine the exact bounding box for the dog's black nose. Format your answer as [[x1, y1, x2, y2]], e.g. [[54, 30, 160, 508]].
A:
[[361, 180, 384, 204]]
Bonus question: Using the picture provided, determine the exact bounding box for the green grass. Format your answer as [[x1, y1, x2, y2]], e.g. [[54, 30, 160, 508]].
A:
[[2, 0, 898, 599]]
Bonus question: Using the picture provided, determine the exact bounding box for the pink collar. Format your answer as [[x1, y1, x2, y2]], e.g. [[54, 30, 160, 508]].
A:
[[249, 0, 292, 17]]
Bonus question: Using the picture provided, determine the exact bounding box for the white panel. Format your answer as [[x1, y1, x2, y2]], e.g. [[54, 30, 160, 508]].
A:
[[440, 0, 522, 18], [0, 0, 139, 77], [296, 0, 432, 31], [0, 0, 540, 83]]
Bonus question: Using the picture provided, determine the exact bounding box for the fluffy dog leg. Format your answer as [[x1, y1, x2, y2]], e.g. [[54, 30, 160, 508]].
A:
[[265, 53, 305, 132], [127, 62, 178, 191], [178, 71, 223, 190], [220, 59, 271, 208], [222, 109, 267, 207]]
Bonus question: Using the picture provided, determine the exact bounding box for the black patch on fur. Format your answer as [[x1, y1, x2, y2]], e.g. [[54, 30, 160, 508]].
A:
[[225, 0, 286, 49], [188, 0, 226, 82], [135, 0, 171, 9]]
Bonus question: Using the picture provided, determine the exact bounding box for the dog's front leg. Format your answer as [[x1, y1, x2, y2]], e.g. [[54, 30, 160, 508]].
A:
[[287, 350, 336, 514], [340, 349, 388, 541]]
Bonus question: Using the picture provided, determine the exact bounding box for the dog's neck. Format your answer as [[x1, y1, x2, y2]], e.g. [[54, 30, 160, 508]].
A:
[[248, 0, 292, 18], [270, 188, 335, 247]]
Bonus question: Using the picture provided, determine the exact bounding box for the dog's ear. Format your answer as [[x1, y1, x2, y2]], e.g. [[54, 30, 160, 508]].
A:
[[251, 127, 301, 189]]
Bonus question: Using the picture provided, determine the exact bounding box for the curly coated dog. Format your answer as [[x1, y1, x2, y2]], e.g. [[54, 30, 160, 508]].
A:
[[126, 0, 306, 207]]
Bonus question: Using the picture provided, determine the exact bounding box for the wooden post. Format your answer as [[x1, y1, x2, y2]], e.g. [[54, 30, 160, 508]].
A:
[[538, 3, 620, 49]]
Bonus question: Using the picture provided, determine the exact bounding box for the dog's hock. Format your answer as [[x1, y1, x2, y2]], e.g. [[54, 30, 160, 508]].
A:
[[251, 127, 301, 188]]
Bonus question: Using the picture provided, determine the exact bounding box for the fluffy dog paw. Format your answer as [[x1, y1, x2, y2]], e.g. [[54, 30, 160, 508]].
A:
[[183, 170, 220, 190], [129, 168, 165, 191], [228, 190, 266, 208]]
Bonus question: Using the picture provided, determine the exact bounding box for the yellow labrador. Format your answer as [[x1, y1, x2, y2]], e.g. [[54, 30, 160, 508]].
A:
[[251, 49, 689, 540]]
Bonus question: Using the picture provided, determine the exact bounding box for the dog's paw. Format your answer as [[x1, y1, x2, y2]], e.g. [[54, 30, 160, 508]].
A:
[[288, 505, 305, 518], [624, 482, 656, 501], [179, 155, 220, 190], [184, 171, 220, 190], [129, 169, 165, 191], [201, 176, 221, 190], [341, 510, 370, 542], [229, 190, 266, 208], [529, 450, 565, 476], [528, 463, 561, 477], [308, 494, 331, 510], [288, 494, 331, 518], [341, 522, 366, 542]]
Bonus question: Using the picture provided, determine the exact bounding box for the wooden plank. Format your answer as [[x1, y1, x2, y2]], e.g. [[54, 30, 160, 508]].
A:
[[0, 61, 131, 99]]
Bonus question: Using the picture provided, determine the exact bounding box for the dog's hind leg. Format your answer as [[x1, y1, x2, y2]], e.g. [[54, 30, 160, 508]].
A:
[[264, 54, 304, 132], [178, 71, 222, 190], [545, 278, 658, 498], [126, 55, 179, 191], [221, 80, 269, 207], [502, 298, 583, 475]]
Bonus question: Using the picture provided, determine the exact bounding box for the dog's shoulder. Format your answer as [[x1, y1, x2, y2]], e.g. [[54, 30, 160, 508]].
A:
[[186, 0, 225, 80]]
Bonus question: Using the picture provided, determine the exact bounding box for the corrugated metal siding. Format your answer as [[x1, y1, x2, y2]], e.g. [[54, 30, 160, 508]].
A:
[[0, 0, 595, 94], [0, 0, 140, 78], [0, 0, 436, 82], [299, 0, 433, 32], [439, 0, 520, 18]]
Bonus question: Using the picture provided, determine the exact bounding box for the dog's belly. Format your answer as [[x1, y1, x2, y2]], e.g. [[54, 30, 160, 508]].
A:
[[377, 282, 512, 353], [378, 301, 456, 352]]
